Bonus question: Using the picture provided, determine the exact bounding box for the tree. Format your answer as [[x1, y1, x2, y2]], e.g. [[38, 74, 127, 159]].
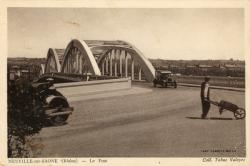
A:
[[8, 78, 44, 157]]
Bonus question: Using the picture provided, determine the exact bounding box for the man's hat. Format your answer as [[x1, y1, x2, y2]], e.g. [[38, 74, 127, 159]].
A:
[[205, 76, 210, 81]]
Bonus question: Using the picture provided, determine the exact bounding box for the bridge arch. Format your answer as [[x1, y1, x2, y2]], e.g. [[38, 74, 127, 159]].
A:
[[61, 39, 101, 75], [88, 40, 155, 81], [39, 64, 45, 75], [44, 48, 65, 73], [44, 39, 155, 82]]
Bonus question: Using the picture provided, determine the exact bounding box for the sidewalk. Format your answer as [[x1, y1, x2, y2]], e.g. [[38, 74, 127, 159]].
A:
[[178, 83, 245, 92], [133, 80, 245, 92]]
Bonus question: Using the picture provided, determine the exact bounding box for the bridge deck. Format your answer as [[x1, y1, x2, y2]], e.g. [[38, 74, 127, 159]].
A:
[[35, 83, 245, 157]]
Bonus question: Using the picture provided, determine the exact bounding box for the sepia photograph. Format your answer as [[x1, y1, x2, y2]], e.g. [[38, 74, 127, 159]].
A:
[[1, 2, 248, 165]]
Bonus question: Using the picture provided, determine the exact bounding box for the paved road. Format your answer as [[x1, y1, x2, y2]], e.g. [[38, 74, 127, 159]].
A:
[[36, 83, 245, 157]]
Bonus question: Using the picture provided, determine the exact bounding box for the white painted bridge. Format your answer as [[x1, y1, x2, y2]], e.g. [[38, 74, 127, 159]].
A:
[[43, 39, 156, 82]]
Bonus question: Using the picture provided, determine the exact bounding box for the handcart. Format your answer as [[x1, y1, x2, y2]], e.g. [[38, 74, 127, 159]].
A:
[[209, 100, 245, 119]]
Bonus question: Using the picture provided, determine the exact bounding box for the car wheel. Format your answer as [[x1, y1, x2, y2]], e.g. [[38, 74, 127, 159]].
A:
[[51, 115, 69, 126], [48, 97, 70, 126]]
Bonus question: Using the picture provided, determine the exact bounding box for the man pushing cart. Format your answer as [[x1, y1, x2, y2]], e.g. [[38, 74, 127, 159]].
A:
[[200, 76, 245, 120]]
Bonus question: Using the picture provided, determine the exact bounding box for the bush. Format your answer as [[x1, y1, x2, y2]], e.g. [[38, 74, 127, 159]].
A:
[[8, 78, 44, 157]]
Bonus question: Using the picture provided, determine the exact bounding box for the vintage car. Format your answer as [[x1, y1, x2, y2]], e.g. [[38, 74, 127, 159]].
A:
[[153, 70, 177, 88], [32, 78, 74, 126]]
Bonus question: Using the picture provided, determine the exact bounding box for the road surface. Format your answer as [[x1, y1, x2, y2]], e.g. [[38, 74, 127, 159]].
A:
[[35, 83, 245, 157]]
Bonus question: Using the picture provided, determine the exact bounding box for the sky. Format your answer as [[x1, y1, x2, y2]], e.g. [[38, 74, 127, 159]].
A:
[[8, 8, 244, 60]]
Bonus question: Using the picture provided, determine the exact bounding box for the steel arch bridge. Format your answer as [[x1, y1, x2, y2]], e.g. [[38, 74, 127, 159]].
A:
[[44, 39, 155, 81], [44, 48, 65, 73]]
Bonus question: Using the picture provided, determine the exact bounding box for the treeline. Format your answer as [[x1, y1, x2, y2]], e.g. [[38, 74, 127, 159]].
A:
[[150, 59, 245, 77], [7, 57, 245, 78], [7, 58, 45, 81], [149, 59, 245, 67], [170, 67, 245, 77], [8, 57, 46, 66]]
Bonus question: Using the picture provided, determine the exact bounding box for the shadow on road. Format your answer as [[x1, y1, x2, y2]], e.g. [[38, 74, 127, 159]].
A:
[[186, 117, 234, 120]]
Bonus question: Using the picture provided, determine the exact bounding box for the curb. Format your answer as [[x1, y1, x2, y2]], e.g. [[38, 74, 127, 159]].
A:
[[178, 83, 245, 92]]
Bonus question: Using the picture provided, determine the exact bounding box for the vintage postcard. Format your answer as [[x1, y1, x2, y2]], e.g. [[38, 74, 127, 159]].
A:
[[0, 0, 249, 165]]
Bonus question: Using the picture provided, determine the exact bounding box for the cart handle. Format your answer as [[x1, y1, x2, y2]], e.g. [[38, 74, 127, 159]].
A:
[[208, 100, 219, 106]]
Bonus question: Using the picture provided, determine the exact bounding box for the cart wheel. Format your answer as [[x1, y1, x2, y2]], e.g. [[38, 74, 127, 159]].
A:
[[51, 115, 69, 126], [234, 108, 245, 119]]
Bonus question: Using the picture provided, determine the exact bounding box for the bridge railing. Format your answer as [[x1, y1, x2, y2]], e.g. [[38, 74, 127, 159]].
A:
[[175, 75, 245, 88]]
